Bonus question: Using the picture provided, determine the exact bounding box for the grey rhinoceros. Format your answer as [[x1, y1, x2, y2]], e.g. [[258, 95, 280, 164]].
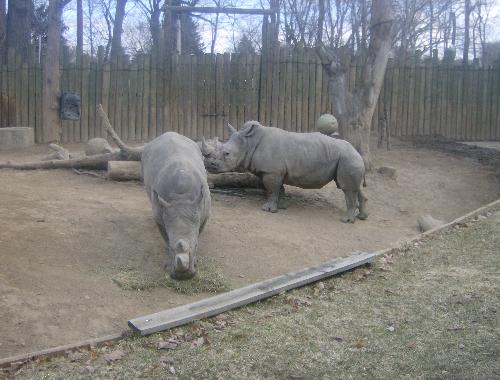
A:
[[202, 121, 367, 223], [142, 132, 211, 279]]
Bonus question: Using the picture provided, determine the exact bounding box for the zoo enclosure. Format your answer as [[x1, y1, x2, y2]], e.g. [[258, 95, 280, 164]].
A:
[[0, 48, 499, 143]]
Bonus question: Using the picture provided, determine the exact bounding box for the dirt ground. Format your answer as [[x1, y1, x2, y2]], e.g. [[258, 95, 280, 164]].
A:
[[0, 139, 499, 359]]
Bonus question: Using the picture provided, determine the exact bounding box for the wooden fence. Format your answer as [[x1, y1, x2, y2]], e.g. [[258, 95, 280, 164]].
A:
[[1, 48, 499, 142]]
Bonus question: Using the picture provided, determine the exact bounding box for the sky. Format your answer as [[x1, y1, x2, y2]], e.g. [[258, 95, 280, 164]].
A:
[[61, 0, 500, 55]]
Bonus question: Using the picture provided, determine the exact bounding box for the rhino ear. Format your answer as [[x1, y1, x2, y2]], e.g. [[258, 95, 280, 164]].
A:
[[154, 191, 171, 208], [242, 122, 260, 137], [226, 123, 237, 135], [200, 137, 213, 156]]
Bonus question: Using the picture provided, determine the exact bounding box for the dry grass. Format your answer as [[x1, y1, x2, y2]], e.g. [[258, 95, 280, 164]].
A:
[[112, 256, 230, 295], [10, 213, 500, 380]]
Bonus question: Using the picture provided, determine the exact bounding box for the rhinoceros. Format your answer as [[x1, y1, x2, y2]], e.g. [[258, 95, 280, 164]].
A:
[[202, 121, 367, 223], [142, 132, 211, 279]]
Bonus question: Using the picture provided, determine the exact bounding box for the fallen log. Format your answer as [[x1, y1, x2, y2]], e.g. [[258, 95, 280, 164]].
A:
[[106, 160, 264, 189], [107, 161, 142, 181], [0, 151, 124, 170]]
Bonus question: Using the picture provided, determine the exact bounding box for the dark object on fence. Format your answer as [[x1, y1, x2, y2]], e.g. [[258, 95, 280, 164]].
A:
[[60, 92, 81, 121]]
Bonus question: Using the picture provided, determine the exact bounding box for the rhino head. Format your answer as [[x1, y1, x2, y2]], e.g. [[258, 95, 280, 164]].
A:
[[201, 121, 261, 173], [154, 171, 205, 280]]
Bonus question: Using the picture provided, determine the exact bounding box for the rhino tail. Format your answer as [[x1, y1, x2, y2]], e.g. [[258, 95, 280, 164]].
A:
[[363, 174, 367, 187]]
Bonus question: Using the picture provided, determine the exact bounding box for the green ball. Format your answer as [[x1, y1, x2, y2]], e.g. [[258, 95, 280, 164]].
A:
[[316, 114, 338, 135]]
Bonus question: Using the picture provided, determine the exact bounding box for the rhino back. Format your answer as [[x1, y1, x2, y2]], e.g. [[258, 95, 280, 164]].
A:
[[142, 132, 209, 207]]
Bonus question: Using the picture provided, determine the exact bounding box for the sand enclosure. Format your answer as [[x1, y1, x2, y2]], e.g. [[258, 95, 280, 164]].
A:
[[0, 140, 498, 358]]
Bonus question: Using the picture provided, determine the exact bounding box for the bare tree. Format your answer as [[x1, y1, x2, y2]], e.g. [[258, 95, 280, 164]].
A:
[[133, 0, 163, 52], [42, 0, 71, 142], [0, 0, 5, 62], [110, 0, 127, 59], [317, 0, 394, 170], [6, 0, 32, 61], [77, 0, 84, 61]]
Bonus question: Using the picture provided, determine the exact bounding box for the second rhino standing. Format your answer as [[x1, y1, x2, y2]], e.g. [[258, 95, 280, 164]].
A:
[[202, 121, 367, 223]]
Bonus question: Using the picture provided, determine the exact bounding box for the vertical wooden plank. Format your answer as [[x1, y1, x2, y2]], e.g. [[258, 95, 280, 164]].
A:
[[406, 59, 416, 136], [492, 68, 500, 140], [300, 49, 309, 133], [291, 49, 299, 132], [101, 61, 111, 139], [485, 68, 494, 140], [1, 63, 7, 128], [445, 64, 455, 138], [226, 54, 235, 135], [35, 64, 42, 142], [68, 62, 78, 142], [20, 62, 28, 128], [87, 59, 97, 139], [284, 49, 292, 131], [142, 54, 151, 141], [473, 66, 481, 140], [314, 55, 323, 129], [150, 54, 157, 139], [190, 54, 198, 140], [478, 67, 488, 140], [270, 46, 280, 128], [59, 60, 69, 142], [390, 65, 400, 136], [436, 65, 446, 138], [414, 64, 424, 135], [454, 67, 464, 140], [14, 54, 22, 127], [214, 53, 224, 139], [81, 55, 90, 142], [136, 55, 145, 140], [276, 49, 286, 129], [127, 60, 137, 141], [251, 54, 261, 122], [7, 49, 16, 127], [307, 51, 316, 132], [463, 65, 471, 140]]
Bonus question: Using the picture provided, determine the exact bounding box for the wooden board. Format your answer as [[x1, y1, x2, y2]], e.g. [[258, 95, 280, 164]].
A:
[[128, 252, 375, 336]]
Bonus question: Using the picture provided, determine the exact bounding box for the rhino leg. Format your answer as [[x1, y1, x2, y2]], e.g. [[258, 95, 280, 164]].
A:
[[341, 190, 357, 223], [357, 189, 369, 220], [261, 174, 282, 213], [278, 185, 288, 209]]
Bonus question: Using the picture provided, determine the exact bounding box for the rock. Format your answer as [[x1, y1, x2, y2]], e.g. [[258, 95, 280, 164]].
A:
[[377, 166, 397, 180], [0, 127, 34, 150], [490, 211, 500, 222], [85, 137, 115, 156], [418, 215, 445, 232], [316, 113, 338, 136]]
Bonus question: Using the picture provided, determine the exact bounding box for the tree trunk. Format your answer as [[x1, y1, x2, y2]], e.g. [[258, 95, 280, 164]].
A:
[[110, 0, 127, 60], [76, 0, 83, 62], [317, 0, 393, 170], [42, 0, 68, 143], [316, 0, 325, 47], [0, 0, 5, 63], [6, 0, 31, 62], [463, 0, 470, 64]]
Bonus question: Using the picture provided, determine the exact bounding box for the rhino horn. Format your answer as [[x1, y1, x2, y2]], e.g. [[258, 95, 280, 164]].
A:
[[226, 123, 237, 135], [174, 253, 190, 272]]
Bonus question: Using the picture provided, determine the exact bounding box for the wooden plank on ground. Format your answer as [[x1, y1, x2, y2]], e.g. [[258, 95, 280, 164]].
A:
[[128, 252, 375, 336]]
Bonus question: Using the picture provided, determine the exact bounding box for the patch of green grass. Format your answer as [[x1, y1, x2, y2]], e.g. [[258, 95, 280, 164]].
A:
[[161, 256, 230, 295], [112, 256, 230, 295], [11, 212, 500, 380]]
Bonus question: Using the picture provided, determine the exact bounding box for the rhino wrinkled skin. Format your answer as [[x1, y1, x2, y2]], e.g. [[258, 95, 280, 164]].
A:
[[142, 132, 211, 279], [202, 121, 367, 223]]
